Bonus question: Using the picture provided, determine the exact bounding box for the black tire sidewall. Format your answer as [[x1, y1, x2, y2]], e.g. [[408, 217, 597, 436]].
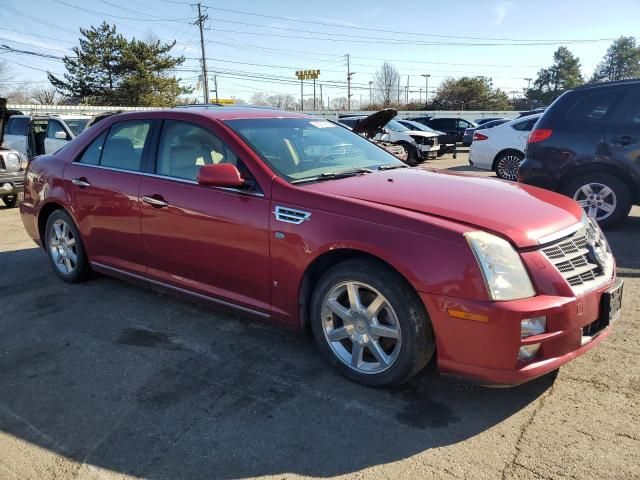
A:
[[561, 172, 632, 228], [2, 195, 18, 208], [310, 259, 434, 387], [45, 210, 90, 282]]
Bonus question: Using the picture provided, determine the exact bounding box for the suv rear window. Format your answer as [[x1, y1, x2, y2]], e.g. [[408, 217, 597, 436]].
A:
[[566, 92, 619, 122]]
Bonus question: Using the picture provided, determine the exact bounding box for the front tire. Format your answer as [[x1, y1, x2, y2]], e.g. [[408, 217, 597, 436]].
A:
[[2, 193, 21, 208], [561, 172, 631, 228], [310, 259, 435, 387], [45, 210, 91, 283], [494, 150, 524, 181], [398, 142, 419, 166]]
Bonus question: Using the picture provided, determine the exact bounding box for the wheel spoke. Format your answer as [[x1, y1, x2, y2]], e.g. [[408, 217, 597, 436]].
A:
[[67, 250, 77, 263], [599, 202, 615, 213], [351, 341, 363, 368], [65, 237, 75, 248], [371, 323, 399, 339], [56, 254, 64, 264], [53, 223, 63, 240], [577, 199, 589, 207], [326, 298, 350, 321], [346, 283, 362, 311], [599, 186, 613, 198], [63, 258, 72, 272], [368, 340, 390, 365], [365, 295, 385, 320], [580, 185, 594, 197], [327, 327, 349, 342], [588, 205, 598, 218], [61, 222, 68, 240]]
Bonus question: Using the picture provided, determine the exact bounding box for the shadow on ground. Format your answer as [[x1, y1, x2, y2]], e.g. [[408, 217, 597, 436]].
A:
[[0, 247, 557, 479]]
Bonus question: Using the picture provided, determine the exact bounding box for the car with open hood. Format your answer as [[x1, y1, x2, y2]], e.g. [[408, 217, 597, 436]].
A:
[[20, 106, 621, 387]]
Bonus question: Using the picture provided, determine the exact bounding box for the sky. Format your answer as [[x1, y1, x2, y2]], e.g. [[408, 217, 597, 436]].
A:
[[0, 0, 638, 107]]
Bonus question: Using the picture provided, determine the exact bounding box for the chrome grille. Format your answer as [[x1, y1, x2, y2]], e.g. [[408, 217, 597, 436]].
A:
[[541, 220, 610, 292]]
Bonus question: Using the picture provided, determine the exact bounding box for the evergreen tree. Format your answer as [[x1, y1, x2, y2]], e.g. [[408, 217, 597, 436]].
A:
[[591, 36, 640, 82], [526, 47, 583, 105], [431, 77, 512, 110]]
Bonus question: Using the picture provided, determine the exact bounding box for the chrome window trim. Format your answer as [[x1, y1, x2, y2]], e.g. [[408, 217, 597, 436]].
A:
[[71, 162, 265, 197], [90, 262, 270, 319]]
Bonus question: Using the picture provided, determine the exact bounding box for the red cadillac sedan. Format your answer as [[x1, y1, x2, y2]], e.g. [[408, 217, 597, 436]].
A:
[[20, 107, 622, 387]]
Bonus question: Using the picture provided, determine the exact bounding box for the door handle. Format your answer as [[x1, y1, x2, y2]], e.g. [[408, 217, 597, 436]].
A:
[[615, 135, 636, 146], [142, 195, 169, 208], [72, 178, 90, 188]]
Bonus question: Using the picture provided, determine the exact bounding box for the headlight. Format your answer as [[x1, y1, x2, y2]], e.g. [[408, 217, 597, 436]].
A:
[[465, 231, 536, 301], [4, 152, 20, 169]]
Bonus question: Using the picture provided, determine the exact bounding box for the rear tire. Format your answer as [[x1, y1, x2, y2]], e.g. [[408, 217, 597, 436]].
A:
[[45, 210, 91, 283], [310, 259, 435, 387], [494, 150, 524, 181], [398, 142, 419, 166], [561, 172, 631, 228]]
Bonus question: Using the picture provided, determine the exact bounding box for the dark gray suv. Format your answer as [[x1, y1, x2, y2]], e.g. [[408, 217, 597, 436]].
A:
[[519, 79, 640, 227]]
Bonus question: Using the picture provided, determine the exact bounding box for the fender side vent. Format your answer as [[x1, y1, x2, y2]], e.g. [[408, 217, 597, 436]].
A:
[[274, 206, 311, 224]]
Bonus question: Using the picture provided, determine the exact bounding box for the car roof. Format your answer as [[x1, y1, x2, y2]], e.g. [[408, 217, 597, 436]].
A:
[[573, 78, 640, 90], [103, 106, 311, 122]]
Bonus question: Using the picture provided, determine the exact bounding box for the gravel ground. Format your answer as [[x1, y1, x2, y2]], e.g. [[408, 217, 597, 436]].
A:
[[0, 153, 638, 480]]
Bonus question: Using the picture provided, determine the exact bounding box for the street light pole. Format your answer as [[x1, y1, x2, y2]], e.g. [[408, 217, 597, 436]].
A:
[[421, 74, 430, 108], [419, 88, 423, 103], [369, 81, 373, 105]]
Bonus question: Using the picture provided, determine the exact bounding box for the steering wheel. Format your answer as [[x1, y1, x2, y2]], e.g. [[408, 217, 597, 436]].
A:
[[310, 153, 337, 169]]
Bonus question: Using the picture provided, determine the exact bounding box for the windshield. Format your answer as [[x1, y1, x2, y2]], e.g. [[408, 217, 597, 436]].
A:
[[64, 118, 89, 136], [225, 118, 403, 182], [384, 120, 410, 132]]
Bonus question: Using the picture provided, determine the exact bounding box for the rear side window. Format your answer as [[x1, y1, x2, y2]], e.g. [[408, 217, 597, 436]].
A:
[[566, 92, 619, 122], [100, 120, 151, 171], [512, 118, 537, 131], [77, 131, 107, 165], [7, 118, 29, 135]]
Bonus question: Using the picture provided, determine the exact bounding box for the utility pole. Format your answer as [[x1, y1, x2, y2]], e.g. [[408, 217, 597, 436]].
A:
[[422, 74, 430, 108], [195, 3, 209, 104], [419, 88, 423, 103], [213, 74, 219, 103], [346, 54, 354, 111], [320, 84, 323, 110], [406, 75, 409, 103], [300, 79, 303, 111], [397, 78, 401, 104], [368, 81, 373, 105], [524, 77, 532, 90]]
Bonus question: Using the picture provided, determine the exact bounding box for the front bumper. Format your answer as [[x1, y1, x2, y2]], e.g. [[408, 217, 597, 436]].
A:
[[419, 278, 618, 386], [418, 144, 440, 158], [0, 174, 24, 196]]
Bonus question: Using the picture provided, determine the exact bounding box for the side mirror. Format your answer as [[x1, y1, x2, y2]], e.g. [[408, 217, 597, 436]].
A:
[[197, 163, 245, 188], [54, 131, 67, 140]]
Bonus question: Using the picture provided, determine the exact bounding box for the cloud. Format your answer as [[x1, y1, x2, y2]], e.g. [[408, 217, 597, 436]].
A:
[[493, 1, 514, 26]]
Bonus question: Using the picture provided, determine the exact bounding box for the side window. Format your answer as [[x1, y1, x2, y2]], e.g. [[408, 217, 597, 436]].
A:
[[100, 120, 151, 171], [566, 92, 619, 122], [512, 118, 537, 131], [156, 120, 239, 181], [7, 118, 29, 136], [46, 120, 67, 140], [609, 91, 640, 125], [458, 119, 472, 128], [77, 131, 107, 165]]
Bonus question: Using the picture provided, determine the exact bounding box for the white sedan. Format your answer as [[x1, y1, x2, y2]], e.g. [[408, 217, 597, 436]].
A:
[[469, 114, 541, 180]]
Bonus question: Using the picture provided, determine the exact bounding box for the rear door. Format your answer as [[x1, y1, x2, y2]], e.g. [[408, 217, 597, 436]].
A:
[[604, 88, 640, 187], [64, 119, 155, 275], [44, 119, 70, 154], [3, 116, 30, 157]]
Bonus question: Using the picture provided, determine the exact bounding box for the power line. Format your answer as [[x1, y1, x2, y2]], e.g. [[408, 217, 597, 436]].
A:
[[53, 0, 192, 23]]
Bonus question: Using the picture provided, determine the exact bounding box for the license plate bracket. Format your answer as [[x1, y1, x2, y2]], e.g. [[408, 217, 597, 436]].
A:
[[601, 279, 624, 326]]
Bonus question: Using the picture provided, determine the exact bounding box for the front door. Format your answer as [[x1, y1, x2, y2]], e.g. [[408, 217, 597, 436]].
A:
[[605, 89, 640, 180], [45, 119, 70, 154], [64, 119, 154, 275], [139, 119, 271, 313]]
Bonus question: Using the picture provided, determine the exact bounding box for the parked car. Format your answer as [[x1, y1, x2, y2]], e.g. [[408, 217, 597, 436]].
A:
[[462, 118, 510, 146], [384, 119, 440, 160], [338, 110, 423, 164], [20, 107, 621, 387], [397, 119, 456, 156], [517, 107, 547, 118], [423, 117, 477, 143], [474, 117, 510, 126], [519, 79, 640, 228], [4, 114, 91, 158], [0, 98, 27, 207], [469, 114, 541, 180]]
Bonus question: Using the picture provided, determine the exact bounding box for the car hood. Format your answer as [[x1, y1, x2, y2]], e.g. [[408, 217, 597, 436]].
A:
[[303, 168, 583, 248], [405, 130, 438, 138], [351, 108, 397, 136]]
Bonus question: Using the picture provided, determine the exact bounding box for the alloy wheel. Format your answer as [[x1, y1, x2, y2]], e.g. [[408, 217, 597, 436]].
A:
[[321, 281, 402, 374], [573, 182, 617, 222], [497, 154, 522, 181], [49, 219, 78, 275]]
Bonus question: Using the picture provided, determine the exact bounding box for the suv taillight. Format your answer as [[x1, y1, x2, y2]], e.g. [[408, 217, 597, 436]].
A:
[[473, 132, 488, 141], [528, 129, 552, 144]]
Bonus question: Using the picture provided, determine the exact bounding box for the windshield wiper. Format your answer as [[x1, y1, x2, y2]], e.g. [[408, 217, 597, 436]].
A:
[[291, 167, 373, 184], [377, 163, 408, 170]]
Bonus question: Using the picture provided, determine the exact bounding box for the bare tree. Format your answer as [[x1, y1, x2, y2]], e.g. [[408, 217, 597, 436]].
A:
[[373, 62, 400, 106], [5, 87, 30, 104], [330, 96, 348, 111], [30, 87, 63, 105], [0, 60, 14, 94]]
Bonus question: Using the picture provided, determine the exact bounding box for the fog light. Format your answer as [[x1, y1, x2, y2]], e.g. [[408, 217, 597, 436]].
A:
[[521, 316, 546, 339], [518, 344, 541, 361], [1, 183, 12, 192]]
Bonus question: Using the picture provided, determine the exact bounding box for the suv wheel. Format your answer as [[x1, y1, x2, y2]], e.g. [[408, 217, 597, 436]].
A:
[[2, 193, 21, 208], [494, 150, 523, 181], [398, 142, 418, 166], [310, 259, 435, 387], [562, 173, 632, 228], [45, 210, 91, 282]]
